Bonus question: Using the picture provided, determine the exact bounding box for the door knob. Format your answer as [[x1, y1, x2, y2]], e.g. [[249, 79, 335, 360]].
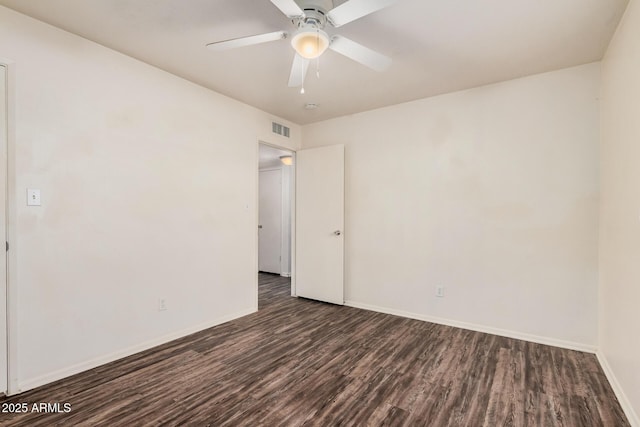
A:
[[334, 230, 342, 236]]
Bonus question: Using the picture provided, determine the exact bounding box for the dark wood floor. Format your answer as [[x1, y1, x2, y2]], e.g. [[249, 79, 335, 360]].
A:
[[0, 273, 630, 426]]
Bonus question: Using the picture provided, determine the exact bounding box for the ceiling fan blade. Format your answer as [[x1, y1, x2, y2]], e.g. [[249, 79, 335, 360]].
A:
[[206, 31, 287, 51], [329, 35, 391, 71], [327, 0, 397, 27], [270, 0, 305, 18], [288, 54, 310, 87]]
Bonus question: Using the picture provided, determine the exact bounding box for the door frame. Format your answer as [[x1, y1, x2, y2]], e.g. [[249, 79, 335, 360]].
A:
[[256, 140, 297, 307], [1, 57, 18, 395]]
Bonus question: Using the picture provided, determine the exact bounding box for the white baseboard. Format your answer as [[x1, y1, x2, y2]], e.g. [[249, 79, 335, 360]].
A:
[[17, 307, 256, 394], [344, 300, 597, 354], [596, 351, 640, 427], [280, 272, 291, 278]]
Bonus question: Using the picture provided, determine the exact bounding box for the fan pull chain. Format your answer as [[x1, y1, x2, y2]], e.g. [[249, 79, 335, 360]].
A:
[[316, 30, 321, 78], [300, 55, 305, 94]]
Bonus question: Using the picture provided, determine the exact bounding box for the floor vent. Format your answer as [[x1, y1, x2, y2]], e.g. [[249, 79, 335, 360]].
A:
[[272, 122, 290, 138]]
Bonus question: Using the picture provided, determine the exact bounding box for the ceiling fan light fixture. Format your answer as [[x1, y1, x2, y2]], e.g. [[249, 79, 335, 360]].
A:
[[291, 28, 329, 59]]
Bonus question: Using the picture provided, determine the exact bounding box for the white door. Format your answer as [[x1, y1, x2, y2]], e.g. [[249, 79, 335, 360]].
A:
[[258, 169, 282, 274], [296, 145, 344, 305], [0, 65, 8, 394]]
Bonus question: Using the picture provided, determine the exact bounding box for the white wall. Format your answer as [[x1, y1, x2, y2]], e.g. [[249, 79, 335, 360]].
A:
[[0, 6, 300, 392], [600, 0, 640, 423], [303, 63, 600, 349]]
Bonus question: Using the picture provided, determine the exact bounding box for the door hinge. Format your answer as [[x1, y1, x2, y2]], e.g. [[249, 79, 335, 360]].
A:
[[5, 241, 8, 251]]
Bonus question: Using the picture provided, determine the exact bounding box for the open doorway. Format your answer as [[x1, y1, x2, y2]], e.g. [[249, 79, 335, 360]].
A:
[[258, 143, 294, 308]]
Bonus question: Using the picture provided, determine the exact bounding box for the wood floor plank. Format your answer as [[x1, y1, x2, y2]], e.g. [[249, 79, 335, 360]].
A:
[[0, 273, 630, 426], [482, 347, 526, 426]]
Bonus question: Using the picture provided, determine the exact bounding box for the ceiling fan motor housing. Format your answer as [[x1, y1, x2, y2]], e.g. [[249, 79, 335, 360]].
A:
[[293, 8, 328, 30], [294, 0, 334, 14]]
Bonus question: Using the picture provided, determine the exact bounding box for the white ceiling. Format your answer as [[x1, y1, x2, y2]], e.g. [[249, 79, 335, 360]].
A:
[[0, 0, 629, 124]]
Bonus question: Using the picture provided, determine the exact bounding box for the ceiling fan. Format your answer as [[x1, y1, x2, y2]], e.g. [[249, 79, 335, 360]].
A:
[[206, 0, 397, 90]]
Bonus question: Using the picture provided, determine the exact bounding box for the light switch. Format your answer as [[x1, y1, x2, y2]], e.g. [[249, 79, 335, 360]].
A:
[[27, 189, 41, 206]]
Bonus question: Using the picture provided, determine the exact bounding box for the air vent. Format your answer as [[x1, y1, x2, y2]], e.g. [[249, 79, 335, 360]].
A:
[[272, 122, 290, 138]]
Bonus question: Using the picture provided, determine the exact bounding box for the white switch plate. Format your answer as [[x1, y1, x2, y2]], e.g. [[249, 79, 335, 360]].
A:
[[436, 286, 445, 298], [27, 189, 41, 206]]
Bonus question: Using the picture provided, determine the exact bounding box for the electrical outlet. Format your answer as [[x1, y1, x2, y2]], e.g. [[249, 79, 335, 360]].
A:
[[158, 298, 167, 311], [436, 286, 445, 298]]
